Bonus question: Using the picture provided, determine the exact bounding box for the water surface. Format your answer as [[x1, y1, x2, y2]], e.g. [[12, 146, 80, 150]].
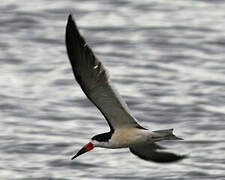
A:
[[1, 0, 225, 179]]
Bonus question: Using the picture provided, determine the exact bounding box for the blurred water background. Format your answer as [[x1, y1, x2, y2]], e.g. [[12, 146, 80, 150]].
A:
[[1, 0, 225, 179]]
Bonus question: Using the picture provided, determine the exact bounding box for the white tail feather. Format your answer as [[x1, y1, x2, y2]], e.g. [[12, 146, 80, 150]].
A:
[[152, 129, 183, 140]]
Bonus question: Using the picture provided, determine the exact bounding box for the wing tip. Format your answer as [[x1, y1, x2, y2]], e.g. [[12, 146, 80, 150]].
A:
[[66, 14, 84, 44], [68, 14, 74, 24], [65, 13, 83, 59], [67, 14, 75, 29]]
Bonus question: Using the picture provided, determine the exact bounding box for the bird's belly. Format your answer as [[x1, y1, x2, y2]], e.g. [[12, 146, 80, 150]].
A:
[[109, 128, 149, 148]]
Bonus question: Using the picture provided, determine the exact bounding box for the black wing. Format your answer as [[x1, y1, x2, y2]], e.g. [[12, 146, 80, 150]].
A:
[[66, 15, 145, 132], [129, 143, 187, 163]]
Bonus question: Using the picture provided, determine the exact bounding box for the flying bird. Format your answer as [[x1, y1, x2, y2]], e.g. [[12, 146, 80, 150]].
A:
[[66, 14, 186, 163]]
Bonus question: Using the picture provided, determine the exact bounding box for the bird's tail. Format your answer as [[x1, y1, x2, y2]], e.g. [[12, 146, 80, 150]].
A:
[[152, 128, 183, 140]]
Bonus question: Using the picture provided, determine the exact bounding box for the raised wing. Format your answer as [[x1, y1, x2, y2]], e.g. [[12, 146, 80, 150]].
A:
[[65, 15, 145, 132], [129, 143, 186, 163]]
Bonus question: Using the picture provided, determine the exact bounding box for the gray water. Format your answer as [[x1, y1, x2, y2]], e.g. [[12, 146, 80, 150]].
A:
[[1, 0, 225, 179]]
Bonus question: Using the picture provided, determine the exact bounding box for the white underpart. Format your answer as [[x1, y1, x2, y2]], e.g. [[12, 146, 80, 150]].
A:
[[93, 128, 152, 149], [91, 128, 180, 149]]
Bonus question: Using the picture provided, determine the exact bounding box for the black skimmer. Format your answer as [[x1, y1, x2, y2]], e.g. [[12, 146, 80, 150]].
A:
[[66, 14, 187, 163]]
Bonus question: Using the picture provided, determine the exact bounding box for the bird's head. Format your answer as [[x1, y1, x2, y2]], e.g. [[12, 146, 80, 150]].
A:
[[71, 132, 112, 160]]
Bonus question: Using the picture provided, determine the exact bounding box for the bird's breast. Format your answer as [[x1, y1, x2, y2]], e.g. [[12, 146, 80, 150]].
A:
[[109, 128, 149, 148]]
